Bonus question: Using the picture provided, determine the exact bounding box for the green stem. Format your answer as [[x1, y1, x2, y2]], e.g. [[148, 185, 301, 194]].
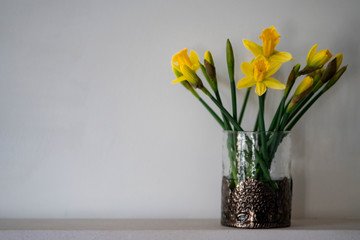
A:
[[253, 113, 259, 131], [200, 61, 230, 130], [202, 88, 243, 131], [258, 95, 269, 164], [286, 65, 347, 130], [268, 95, 287, 132], [269, 65, 299, 132], [215, 91, 232, 130], [188, 87, 225, 129], [286, 92, 314, 125], [238, 87, 251, 125], [226, 133, 239, 186], [198, 97, 225, 129], [285, 91, 324, 131]]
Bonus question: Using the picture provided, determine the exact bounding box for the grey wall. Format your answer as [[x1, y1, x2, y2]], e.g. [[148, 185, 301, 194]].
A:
[[0, 0, 359, 219]]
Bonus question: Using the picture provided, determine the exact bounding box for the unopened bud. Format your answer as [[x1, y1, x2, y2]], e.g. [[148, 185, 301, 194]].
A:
[[204, 51, 214, 66], [322, 65, 347, 92], [287, 76, 313, 112], [320, 57, 337, 83], [226, 39, 235, 78], [294, 76, 314, 96], [204, 60, 216, 80], [334, 53, 343, 70], [284, 64, 301, 96]]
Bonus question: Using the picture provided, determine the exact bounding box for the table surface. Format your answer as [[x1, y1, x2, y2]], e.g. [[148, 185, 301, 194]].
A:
[[0, 218, 359, 240]]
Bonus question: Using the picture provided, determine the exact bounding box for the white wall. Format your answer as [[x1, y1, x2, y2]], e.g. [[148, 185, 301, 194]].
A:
[[0, 0, 359, 219]]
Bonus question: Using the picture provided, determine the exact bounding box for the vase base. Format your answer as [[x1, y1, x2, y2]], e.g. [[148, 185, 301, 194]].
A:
[[221, 220, 290, 229], [221, 177, 292, 229]]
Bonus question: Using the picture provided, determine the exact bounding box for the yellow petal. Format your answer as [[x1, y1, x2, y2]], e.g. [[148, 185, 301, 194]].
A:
[[255, 82, 267, 96], [263, 77, 286, 89], [265, 61, 282, 78], [190, 50, 200, 70], [237, 77, 256, 89], [306, 44, 318, 63], [269, 51, 293, 63], [172, 76, 186, 84], [241, 62, 254, 77], [243, 39, 263, 57]]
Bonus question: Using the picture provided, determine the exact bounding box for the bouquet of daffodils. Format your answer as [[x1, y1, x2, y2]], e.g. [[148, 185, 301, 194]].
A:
[[171, 26, 346, 188]]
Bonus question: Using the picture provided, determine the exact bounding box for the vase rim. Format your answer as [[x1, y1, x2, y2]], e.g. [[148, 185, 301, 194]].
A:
[[222, 130, 291, 134]]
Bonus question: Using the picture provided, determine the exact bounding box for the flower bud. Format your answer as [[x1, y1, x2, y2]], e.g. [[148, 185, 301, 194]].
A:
[[334, 53, 343, 70], [287, 76, 314, 112], [284, 64, 301, 96], [320, 57, 337, 84], [204, 51, 216, 81], [322, 65, 347, 92], [226, 39, 235, 78], [204, 60, 217, 90], [294, 76, 314, 96], [204, 51, 214, 66]]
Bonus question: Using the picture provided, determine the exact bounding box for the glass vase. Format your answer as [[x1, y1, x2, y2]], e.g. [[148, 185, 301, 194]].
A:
[[221, 131, 292, 228]]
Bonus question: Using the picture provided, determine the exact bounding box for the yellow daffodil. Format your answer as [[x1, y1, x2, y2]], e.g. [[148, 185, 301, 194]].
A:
[[171, 48, 202, 87], [237, 56, 285, 96], [172, 48, 200, 73], [306, 44, 332, 68], [172, 64, 202, 86], [243, 26, 293, 64]]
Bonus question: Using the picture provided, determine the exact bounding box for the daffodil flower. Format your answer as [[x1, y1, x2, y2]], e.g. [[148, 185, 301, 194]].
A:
[[306, 44, 332, 68], [172, 48, 200, 76], [243, 26, 293, 64], [237, 56, 285, 96], [171, 48, 203, 87]]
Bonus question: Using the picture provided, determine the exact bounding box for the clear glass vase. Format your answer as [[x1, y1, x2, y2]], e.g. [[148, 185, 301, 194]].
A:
[[221, 131, 292, 228]]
